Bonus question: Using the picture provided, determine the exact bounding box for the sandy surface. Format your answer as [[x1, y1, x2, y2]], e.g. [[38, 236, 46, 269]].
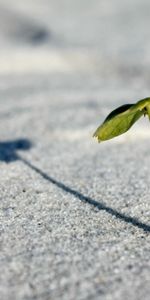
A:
[[0, 1, 150, 299]]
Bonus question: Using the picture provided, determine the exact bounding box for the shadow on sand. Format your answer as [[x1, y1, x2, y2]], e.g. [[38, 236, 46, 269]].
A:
[[0, 138, 149, 233]]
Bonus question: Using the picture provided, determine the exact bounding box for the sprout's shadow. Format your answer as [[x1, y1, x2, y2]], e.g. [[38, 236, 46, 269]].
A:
[[0, 139, 32, 162], [0, 138, 150, 233]]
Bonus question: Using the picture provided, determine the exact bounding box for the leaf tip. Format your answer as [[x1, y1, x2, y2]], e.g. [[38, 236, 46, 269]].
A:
[[93, 131, 101, 143]]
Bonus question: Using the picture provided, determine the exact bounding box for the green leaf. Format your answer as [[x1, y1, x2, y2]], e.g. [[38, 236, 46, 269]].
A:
[[93, 97, 150, 142]]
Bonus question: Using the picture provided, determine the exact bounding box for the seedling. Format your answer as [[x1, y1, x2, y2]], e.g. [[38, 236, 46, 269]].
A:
[[93, 97, 150, 142]]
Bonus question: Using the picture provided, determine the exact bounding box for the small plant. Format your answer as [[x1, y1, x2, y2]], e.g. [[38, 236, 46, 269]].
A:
[[93, 97, 150, 142]]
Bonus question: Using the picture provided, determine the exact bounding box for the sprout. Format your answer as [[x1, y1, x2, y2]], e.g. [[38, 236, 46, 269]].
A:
[[93, 98, 150, 142]]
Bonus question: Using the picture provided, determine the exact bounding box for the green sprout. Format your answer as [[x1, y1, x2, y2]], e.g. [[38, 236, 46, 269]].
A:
[[93, 97, 150, 142]]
